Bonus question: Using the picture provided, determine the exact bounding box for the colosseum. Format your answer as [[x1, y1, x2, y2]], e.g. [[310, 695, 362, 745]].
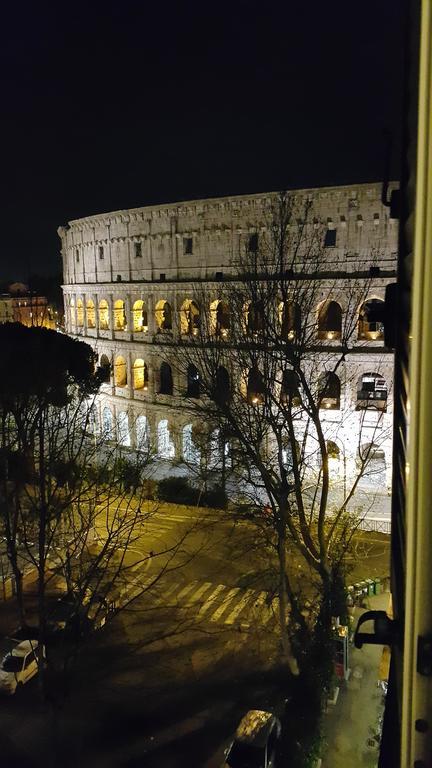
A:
[[59, 182, 397, 498]]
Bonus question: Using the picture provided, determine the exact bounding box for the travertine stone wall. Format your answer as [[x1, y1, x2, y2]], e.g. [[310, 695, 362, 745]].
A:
[[59, 182, 397, 488]]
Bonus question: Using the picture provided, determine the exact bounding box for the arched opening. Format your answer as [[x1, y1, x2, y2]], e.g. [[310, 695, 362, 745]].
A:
[[317, 300, 342, 340], [159, 362, 173, 395], [279, 301, 301, 340], [180, 299, 200, 336], [213, 366, 231, 404], [280, 370, 301, 406], [186, 364, 200, 398], [210, 299, 230, 337], [99, 299, 109, 330], [76, 299, 84, 327], [326, 440, 341, 479], [157, 419, 175, 458], [326, 440, 340, 459], [117, 411, 130, 446], [136, 415, 149, 451], [114, 299, 126, 331], [209, 428, 232, 469], [133, 359, 148, 390], [243, 300, 264, 336], [358, 299, 385, 340], [86, 299, 95, 328], [114, 356, 127, 387], [182, 424, 200, 464], [155, 300, 172, 331], [358, 443, 386, 488], [99, 354, 111, 383], [282, 438, 300, 470], [247, 368, 265, 405], [132, 300, 148, 333], [357, 372, 387, 412], [102, 407, 113, 439], [318, 372, 341, 409]]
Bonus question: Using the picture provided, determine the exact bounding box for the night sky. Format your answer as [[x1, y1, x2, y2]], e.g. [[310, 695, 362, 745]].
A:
[[1, 0, 404, 281]]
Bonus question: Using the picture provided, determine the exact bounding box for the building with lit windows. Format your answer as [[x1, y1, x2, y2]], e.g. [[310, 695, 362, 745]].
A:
[[59, 182, 397, 490]]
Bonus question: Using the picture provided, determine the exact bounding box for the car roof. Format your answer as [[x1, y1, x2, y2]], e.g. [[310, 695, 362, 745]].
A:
[[11, 640, 39, 657], [235, 710, 276, 747]]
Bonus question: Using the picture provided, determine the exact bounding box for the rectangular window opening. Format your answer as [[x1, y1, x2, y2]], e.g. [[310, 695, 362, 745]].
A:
[[135, 242, 142, 258], [98, 245, 104, 260], [324, 229, 337, 248], [248, 233, 258, 253], [183, 237, 193, 255]]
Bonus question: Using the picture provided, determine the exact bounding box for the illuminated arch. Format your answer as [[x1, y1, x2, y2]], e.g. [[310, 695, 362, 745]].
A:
[[180, 299, 200, 336], [114, 356, 127, 387], [133, 358, 148, 390], [155, 300, 172, 330], [278, 301, 301, 340], [358, 299, 385, 340], [132, 300, 148, 333], [76, 299, 84, 327], [210, 299, 230, 337], [86, 299, 95, 328], [99, 299, 109, 330], [317, 300, 342, 340], [318, 372, 341, 410], [114, 299, 126, 330]]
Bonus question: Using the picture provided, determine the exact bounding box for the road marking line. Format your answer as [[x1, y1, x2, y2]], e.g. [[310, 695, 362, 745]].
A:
[[173, 582, 199, 601], [262, 597, 279, 624], [162, 580, 186, 600], [183, 581, 214, 605], [209, 587, 241, 622], [196, 585, 226, 616], [224, 589, 258, 624]]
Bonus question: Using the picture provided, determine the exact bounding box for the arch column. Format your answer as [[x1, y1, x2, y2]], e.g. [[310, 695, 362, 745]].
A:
[[172, 366, 182, 397], [107, 294, 114, 339], [171, 422, 181, 459], [94, 293, 100, 335], [172, 289, 180, 341], [124, 294, 132, 337], [147, 355, 155, 398], [129, 409, 137, 450], [127, 351, 133, 398], [147, 294, 156, 335], [82, 292, 88, 334]]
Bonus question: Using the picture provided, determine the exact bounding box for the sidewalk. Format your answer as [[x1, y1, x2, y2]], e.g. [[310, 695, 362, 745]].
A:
[[320, 592, 390, 767]]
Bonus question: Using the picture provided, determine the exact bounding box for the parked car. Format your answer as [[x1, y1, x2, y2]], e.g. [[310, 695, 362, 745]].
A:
[[0, 640, 45, 695], [48, 589, 116, 638], [223, 710, 281, 768]]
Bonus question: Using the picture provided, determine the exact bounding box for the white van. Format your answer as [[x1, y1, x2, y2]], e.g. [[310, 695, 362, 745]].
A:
[[0, 641, 45, 695]]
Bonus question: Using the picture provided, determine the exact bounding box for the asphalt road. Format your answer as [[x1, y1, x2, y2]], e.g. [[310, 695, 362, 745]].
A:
[[0, 500, 389, 767]]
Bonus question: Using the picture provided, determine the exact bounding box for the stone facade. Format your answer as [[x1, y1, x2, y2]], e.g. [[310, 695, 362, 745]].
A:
[[59, 182, 398, 489]]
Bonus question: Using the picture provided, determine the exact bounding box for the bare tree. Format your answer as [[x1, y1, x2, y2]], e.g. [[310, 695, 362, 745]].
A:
[[169, 193, 391, 674], [0, 325, 192, 695]]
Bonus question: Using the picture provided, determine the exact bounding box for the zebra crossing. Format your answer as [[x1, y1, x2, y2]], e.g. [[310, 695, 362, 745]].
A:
[[140, 511, 205, 534], [132, 576, 279, 628]]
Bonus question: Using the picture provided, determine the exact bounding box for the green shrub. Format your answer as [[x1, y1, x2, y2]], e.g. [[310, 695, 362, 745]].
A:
[[157, 478, 228, 508], [157, 476, 198, 505], [201, 485, 228, 509]]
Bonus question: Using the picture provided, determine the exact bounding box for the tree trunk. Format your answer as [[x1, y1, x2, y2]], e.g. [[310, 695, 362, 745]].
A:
[[277, 516, 299, 676]]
